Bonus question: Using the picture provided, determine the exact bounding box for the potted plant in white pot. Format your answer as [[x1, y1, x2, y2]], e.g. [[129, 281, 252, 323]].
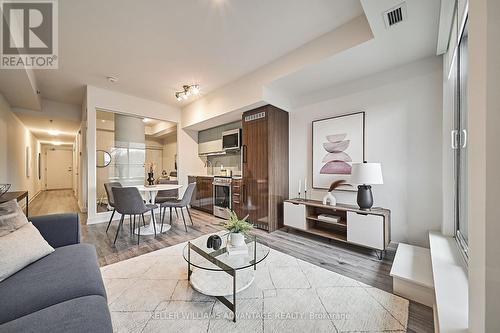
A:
[[221, 210, 253, 247]]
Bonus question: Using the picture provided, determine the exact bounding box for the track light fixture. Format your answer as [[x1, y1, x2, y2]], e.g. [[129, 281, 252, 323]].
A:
[[175, 84, 200, 101]]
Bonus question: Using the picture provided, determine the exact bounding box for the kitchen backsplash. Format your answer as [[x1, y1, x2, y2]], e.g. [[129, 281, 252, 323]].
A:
[[206, 153, 241, 175]]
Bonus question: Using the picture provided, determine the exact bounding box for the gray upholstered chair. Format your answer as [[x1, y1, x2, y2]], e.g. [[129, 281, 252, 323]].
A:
[[111, 187, 158, 245], [155, 179, 179, 203], [104, 182, 122, 233], [160, 183, 196, 232], [155, 179, 180, 220]]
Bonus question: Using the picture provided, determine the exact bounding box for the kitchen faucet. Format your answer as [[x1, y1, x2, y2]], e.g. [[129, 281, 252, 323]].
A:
[[205, 159, 213, 175]]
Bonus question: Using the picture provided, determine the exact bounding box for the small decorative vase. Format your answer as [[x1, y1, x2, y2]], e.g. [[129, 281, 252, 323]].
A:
[[147, 172, 155, 186], [207, 235, 222, 250], [322, 191, 337, 206], [229, 232, 245, 247]]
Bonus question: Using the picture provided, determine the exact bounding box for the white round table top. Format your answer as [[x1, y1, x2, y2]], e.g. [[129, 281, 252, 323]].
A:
[[134, 184, 183, 192]]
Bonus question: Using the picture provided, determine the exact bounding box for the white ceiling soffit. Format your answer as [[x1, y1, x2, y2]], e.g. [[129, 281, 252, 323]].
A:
[[13, 99, 81, 142], [32, 0, 364, 107], [0, 68, 42, 110], [265, 0, 441, 108], [181, 15, 373, 130]]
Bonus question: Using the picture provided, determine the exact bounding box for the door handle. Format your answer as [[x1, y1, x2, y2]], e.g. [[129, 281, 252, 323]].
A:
[[451, 130, 459, 149], [461, 129, 467, 148], [242, 145, 247, 163]]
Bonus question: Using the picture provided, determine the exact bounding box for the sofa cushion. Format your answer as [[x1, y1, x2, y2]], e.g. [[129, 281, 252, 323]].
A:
[[0, 243, 107, 324], [0, 222, 55, 282], [0, 295, 112, 333], [0, 199, 28, 236]]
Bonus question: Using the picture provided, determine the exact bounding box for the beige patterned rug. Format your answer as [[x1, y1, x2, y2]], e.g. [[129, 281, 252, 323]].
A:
[[101, 235, 408, 333]]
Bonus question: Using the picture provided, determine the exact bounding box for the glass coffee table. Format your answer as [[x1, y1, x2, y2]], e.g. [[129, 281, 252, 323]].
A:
[[182, 233, 270, 322]]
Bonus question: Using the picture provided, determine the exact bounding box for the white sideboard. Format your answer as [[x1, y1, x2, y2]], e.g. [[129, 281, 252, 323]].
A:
[[284, 199, 391, 258]]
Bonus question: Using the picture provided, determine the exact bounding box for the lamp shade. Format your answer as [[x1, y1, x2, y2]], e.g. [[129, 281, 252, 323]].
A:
[[350, 162, 383, 185]]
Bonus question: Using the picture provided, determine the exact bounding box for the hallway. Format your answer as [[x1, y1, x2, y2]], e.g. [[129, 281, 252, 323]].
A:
[[30, 190, 83, 218]]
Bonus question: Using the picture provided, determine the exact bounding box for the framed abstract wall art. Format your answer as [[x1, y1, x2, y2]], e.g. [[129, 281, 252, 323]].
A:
[[312, 112, 365, 191]]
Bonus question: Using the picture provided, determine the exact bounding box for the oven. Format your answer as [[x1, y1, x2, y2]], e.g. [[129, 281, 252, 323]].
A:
[[213, 176, 232, 219]]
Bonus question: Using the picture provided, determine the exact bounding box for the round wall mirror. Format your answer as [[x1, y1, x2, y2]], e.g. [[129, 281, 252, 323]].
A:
[[96, 150, 112, 168]]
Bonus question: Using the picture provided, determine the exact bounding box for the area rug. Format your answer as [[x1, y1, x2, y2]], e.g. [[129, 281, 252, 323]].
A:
[[101, 234, 409, 333]]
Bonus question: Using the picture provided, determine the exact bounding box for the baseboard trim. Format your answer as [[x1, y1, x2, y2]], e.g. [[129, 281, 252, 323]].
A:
[[29, 190, 42, 204]]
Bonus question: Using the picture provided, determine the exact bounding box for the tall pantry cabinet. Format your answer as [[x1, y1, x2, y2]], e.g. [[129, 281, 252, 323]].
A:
[[241, 105, 289, 232]]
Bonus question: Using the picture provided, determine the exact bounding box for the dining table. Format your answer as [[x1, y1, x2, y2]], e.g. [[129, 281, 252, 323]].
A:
[[133, 184, 183, 235]]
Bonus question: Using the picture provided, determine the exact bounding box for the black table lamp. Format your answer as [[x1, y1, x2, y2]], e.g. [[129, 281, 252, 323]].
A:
[[350, 162, 383, 210]]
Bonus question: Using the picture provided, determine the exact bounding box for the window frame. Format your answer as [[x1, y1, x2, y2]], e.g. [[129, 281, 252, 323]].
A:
[[453, 13, 469, 262]]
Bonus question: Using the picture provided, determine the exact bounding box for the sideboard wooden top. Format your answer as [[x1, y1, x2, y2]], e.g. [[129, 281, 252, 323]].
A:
[[286, 198, 390, 217]]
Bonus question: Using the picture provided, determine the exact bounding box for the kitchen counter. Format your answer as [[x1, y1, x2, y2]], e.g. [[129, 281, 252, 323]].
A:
[[188, 175, 242, 179]]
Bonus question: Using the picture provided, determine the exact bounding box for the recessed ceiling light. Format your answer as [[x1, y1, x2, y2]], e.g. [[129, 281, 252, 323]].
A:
[[142, 118, 150, 123], [48, 129, 60, 136], [107, 76, 118, 83], [52, 141, 61, 146]]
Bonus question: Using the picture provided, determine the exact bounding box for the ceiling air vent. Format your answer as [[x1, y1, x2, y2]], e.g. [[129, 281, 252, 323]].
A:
[[383, 2, 407, 28]]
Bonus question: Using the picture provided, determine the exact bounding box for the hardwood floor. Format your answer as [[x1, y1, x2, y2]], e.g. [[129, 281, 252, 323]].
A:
[[30, 189, 433, 333], [30, 189, 82, 216]]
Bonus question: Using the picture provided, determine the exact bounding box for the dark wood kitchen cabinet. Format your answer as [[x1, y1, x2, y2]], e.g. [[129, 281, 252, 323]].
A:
[[188, 176, 213, 214], [241, 105, 289, 232]]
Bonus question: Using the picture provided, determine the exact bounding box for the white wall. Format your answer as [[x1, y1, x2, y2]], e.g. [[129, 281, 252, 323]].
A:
[[0, 94, 43, 206], [84, 86, 204, 224], [289, 57, 443, 247]]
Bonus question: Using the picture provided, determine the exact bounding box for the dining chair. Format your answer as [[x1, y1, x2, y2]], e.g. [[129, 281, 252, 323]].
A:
[[104, 182, 122, 233], [112, 187, 158, 245], [160, 182, 196, 232], [156, 179, 180, 221]]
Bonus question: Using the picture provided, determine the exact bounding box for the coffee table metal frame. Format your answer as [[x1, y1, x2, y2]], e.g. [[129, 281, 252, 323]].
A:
[[185, 234, 265, 323]]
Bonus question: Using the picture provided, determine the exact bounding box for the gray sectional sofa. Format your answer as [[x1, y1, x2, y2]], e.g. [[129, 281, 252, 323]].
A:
[[0, 214, 112, 333]]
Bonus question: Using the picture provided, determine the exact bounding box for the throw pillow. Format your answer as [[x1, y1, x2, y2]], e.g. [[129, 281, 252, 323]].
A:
[[0, 199, 28, 237], [0, 222, 55, 282]]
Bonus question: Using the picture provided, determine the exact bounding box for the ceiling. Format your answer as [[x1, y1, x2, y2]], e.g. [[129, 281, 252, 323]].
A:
[[0, 0, 444, 136], [267, 0, 442, 107], [12, 99, 82, 144], [15, 112, 81, 143], [33, 0, 364, 107]]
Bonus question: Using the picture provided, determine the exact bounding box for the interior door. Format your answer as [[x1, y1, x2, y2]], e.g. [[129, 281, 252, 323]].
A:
[[46, 149, 73, 190], [242, 109, 269, 228]]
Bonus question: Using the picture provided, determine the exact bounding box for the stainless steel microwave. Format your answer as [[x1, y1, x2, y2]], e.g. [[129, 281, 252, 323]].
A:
[[222, 129, 241, 151]]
